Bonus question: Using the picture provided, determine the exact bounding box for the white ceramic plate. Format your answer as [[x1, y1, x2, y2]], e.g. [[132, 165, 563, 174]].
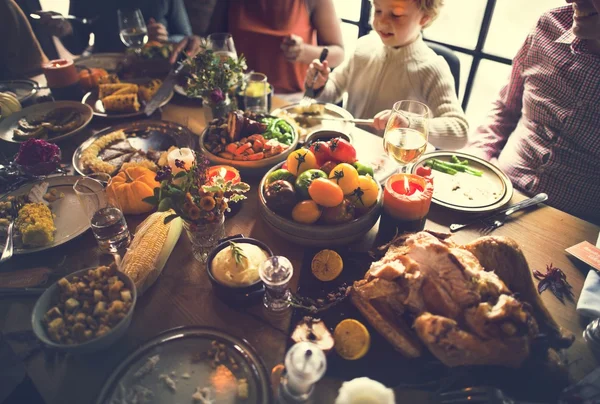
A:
[[411, 151, 513, 212], [2, 176, 97, 254], [82, 84, 173, 119]]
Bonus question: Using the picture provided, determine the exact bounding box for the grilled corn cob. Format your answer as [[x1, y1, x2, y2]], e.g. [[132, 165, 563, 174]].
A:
[[102, 93, 140, 113], [98, 83, 130, 99], [120, 211, 182, 294], [15, 203, 55, 247], [98, 74, 120, 85], [138, 79, 162, 103], [112, 84, 138, 97]]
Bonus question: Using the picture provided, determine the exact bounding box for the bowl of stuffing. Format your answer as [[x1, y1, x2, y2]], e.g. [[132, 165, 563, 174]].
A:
[[32, 263, 137, 354]]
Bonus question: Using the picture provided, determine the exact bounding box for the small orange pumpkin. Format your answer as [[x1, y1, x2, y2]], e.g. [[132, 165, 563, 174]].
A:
[[107, 167, 159, 214], [79, 68, 109, 91]]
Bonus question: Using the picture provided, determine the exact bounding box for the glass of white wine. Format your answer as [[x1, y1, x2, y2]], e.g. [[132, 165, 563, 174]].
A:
[[383, 100, 431, 172], [208, 33, 238, 62], [118, 9, 148, 52]]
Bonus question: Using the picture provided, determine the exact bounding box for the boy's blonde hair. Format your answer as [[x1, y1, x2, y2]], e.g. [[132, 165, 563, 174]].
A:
[[370, 0, 444, 28]]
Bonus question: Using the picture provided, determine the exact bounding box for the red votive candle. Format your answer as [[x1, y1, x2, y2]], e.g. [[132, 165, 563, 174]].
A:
[[207, 165, 241, 184], [382, 173, 433, 232], [42, 59, 82, 100]]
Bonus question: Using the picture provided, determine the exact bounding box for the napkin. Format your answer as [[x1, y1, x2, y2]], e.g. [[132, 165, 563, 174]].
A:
[[576, 232, 600, 318]]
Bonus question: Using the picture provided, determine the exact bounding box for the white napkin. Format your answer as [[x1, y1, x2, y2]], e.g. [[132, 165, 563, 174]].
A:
[[576, 232, 600, 318]]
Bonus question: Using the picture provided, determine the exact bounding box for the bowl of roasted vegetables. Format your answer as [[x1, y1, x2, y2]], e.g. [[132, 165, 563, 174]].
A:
[[199, 110, 298, 175], [258, 139, 383, 246], [32, 264, 137, 354]]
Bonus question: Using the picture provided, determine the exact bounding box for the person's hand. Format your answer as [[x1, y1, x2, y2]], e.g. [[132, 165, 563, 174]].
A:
[[306, 59, 330, 90], [281, 34, 305, 62], [37, 11, 72, 37], [373, 110, 409, 131], [170, 35, 202, 64], [147, 18, 168, 43]]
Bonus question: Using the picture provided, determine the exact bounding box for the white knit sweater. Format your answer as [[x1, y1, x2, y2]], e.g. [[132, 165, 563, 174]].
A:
[[317, 33, 469, 150]]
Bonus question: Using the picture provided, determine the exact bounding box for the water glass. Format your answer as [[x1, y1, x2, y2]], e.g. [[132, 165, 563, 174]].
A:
[[207, 33, 238, 61], [259, 256, 293, 312], [244, 73, 269, 114], [383, 100, 431, 172], [118, 9, 148, 50], [73, 176, 131, 254]]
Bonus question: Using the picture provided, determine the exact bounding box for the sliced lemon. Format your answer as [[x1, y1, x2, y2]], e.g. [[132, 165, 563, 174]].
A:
[[311, 249, 344, 281], [334, 319, 370, 360]]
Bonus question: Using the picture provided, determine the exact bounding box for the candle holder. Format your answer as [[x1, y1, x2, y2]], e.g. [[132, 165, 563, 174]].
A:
[[381, 173, 433, 234]]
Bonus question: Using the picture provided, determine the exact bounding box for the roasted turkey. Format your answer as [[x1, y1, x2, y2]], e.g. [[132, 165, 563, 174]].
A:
[[351, 231, 574, 368]]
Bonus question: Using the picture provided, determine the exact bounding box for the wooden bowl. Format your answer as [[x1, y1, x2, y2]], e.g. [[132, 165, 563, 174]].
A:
[[305, 129, 353, 146], [198, 119, 299, 178], [258, 162, 383, 247]]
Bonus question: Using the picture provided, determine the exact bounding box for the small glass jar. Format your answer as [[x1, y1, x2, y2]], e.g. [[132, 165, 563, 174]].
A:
[[258, 256, 293, 312], [183, 214, 225, 263]]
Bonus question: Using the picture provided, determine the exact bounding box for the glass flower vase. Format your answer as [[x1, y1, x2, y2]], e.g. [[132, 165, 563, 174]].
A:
[[183, 214, 225, 263], [203, 96, 233, 122]]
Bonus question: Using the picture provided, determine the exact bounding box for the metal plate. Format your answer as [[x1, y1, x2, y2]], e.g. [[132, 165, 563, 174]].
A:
[[272, 102, 354, 143], [82, 84, 174, 119], [72, 120, 195, 176], [0, 79, 39, 103], [0, 101, 93, 144], [74, 53, 126, 72], [95, 326, 271, 404], [411, 151, 514, 212], [1, 176, 93, 254]]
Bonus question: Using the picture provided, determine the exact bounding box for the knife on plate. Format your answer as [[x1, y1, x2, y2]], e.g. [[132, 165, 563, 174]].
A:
[[144, 53, 187, 116], [449, 193, 548, 232]]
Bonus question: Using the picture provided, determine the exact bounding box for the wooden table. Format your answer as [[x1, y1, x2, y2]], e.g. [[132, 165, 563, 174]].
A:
[[1, 95, 599, 404]]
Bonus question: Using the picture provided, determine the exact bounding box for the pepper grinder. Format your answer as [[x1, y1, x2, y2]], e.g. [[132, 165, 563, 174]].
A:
[[278, 342, 327, 403], [583, 318, 600, 353]]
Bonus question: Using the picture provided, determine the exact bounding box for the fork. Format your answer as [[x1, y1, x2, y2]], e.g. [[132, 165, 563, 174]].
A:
[[1, 199, 24, 264], [480, 192, 548, 234], [439, 386, 523, 404], [299, 48, 329, 107]]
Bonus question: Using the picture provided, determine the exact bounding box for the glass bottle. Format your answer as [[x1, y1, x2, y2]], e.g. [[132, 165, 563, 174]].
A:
[[259, 256, 293, 312]]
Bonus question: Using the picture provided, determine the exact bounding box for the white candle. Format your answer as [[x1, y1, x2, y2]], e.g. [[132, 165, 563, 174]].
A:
[[167, 148, 195, 175]]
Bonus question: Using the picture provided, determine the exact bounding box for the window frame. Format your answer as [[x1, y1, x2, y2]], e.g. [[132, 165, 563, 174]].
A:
[[341, 0, 514, 111]]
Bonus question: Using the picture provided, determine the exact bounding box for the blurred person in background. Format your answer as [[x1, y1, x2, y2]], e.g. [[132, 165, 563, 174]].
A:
[[0, 0, 48, 79], [465, 0, 600, 224], [37, 0, 193, 54]]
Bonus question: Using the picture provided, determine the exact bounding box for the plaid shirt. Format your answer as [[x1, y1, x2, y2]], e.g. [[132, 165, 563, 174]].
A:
[[468, 6, 600, 224]]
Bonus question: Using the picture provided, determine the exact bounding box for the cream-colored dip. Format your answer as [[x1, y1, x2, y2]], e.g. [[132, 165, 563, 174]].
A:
[[212, 243, 269, 287]]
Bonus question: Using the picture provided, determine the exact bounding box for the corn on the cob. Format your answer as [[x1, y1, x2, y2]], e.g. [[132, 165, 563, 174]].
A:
[[98, 83, 130, 99], [98, 74, 120, 85], [15, 203, 56, 246], [120, 211, 182, 294], [112, 84, 138, 97], [138, 79, 162, 102], [102, 93, 140, 113]]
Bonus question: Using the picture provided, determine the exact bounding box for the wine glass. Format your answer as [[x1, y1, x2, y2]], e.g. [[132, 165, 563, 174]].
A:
[[207, 33, 238, 62], [383, 100, 431, 173], [118, 9, 148, 52]]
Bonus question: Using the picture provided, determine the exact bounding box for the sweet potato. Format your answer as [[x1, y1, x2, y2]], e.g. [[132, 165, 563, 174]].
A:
[[252, 140, 264, 152], [246, 152, 264, 161], [235, 143, 252, 155], [225, 143, 238, 154]]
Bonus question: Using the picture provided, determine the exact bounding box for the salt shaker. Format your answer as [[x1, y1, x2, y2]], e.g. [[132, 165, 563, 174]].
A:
[[259, 256, 293, 312], [583, 318, 600, 353], [278, 342, 327, 403]]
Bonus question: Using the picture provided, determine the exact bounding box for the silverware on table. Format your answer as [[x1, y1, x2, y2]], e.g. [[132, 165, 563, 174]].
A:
[[300, 48, 329, 107], [144, 53, 188, 116], [449, 193, 548, 233], [29, 13, 97, 25], [439, 386, 528, 404], [1, 199, 24, 264]]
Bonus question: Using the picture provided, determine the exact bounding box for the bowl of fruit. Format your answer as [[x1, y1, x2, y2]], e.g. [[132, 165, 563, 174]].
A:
[[258, 137, 382, 246], [199, 110, 298, 176]]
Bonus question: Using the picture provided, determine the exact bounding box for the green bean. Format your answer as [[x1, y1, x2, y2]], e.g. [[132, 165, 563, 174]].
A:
[[441, 161, 483, 176], [425, 159, 458, 175], [451, 155, 469, 165]]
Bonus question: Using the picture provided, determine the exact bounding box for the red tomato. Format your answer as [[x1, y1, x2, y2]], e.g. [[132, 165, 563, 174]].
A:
[[309, 141, 332, 166], [329, 138, 357, 163], [282, 162, 288, 170], [416, 166, 432, 177]]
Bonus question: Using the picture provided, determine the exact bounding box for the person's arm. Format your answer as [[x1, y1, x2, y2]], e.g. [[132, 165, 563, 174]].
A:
[[315, 55, 353, 104], [166, 0, 193, 43], [466, 34, 532, 159], [419, 57, 469, 150]]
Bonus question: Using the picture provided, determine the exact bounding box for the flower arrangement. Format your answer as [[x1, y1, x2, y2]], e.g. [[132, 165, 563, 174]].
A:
[[184, 39, 247, 106], [143, 151, 250, 225]]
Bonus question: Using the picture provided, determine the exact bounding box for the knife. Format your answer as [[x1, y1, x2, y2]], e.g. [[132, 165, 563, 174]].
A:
[[144, 52, 187, 116], [449, 193, 548, 232]]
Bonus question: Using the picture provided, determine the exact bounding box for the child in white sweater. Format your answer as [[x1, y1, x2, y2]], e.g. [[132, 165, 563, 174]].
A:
[[308, 0, 468, 150]]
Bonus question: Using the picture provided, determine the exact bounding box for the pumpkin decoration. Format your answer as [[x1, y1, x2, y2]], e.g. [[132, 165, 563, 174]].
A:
[[78, 68, 109, 91], [107, 167, 159, 214]]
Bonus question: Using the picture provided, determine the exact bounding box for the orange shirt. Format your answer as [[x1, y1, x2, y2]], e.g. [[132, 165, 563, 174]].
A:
[[229, 0, 316, 94]]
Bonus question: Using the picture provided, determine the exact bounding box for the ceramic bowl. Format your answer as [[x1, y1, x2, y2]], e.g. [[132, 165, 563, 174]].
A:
[[258, 162, 383, 247], [32, 267, 137, 354], [304, 129, 353, 146], [206, 235, 270, 304]]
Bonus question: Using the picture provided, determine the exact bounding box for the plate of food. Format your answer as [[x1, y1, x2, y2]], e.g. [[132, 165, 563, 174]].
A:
[[199, 110, 298, 175], [0, 176, 92, 255], [95, 326, 271, 404], [82, 78, 172, 118], [0, 79, 39, 103], [272, 102, 354, 143], [0, 101, 93, 144], [72, 120, 195, 176], [411, 151, 513, 212]]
